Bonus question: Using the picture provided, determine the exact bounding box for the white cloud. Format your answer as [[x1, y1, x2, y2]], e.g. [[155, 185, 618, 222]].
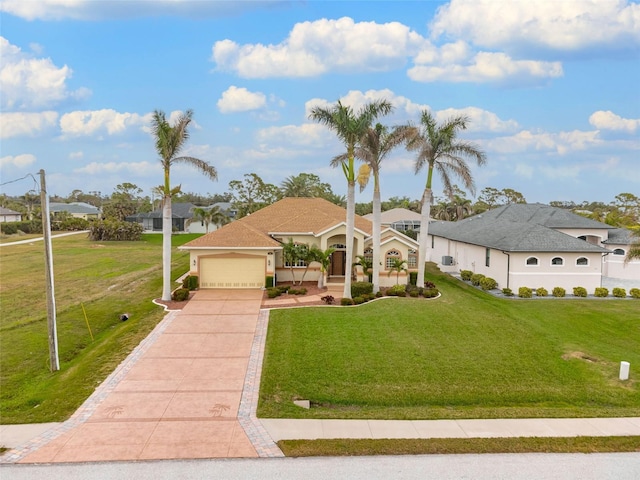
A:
[[59, 109, 150, 137], [0, 153, 37, 168], [0, 36, 90, 110], [212, 17, 425, 78], [217, 86, 267, 113], [589, 110, 640, 133], [0, 0, 283, 21], [408, 51, 563, 84], [435, 107, 519, 133], [0, 111, 58, 138], [255, 124, 334, 148], [74, 161, 156, 176], [486, 129, 602, 155], [430, 0, 640, 54], [69, 151, 83, 159]]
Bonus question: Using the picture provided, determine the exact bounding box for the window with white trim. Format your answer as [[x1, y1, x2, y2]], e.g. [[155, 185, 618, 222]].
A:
[[408, 249, 417, 268], [485, 248, 491, 267], [551, 257, 564, 266], [385, 250, 401, 269], [526, 257, 539, 266], [284, 259, 307, 267], [576, 257, 588, 266], [363, 248, 373, 264], [613, 248, 625, 255]]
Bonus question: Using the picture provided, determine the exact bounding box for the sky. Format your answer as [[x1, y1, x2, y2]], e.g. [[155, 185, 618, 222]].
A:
[[1, 0, 639, 206]]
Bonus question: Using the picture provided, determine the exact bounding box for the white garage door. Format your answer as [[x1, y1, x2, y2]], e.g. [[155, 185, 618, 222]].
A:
[[200, 257, 265, 288]]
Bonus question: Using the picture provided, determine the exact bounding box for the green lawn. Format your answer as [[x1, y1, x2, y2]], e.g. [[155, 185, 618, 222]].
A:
[[259, 265, 640, 420], [0, 233, 198, 424]]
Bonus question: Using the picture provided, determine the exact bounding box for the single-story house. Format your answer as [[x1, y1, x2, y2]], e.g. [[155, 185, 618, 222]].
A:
[[49, 202, 100, 220], [127, 202, 235, 233], [428, 203, 639, 291], [0, 207, 22, 223], [179, 197, 418, 289]]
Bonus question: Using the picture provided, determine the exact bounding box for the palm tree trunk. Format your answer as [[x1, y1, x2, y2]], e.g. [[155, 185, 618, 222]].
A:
[[417, 187, 432, 288], [372, 187, 381, 293], [344, 182, 355, 299], [161, 196, 173, 301]]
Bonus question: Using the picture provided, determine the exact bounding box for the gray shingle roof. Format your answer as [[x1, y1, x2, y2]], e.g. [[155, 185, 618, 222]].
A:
[[49, 202, 100, 215], [429, 203, 611, 253], [603, 228, 632, 245]]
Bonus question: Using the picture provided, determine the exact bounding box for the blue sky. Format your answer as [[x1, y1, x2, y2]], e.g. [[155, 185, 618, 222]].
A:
[[1, 0, 639, 205]]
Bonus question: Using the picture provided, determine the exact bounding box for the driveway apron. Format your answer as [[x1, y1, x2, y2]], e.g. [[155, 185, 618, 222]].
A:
[[18, 290, 263, 463]]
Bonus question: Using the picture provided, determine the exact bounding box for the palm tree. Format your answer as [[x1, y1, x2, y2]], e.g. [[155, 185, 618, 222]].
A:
[[626, 229, 640, 263], [309, 99, 393, 299], [311, 246, 336, 289], [191, 207, 212, 233], [387, 258, 407, 285], [408, 111, 486, 287], [333, 123, 414, 293], [208, 205, 229, 229], [353, 254, 373, 283], [151, 109, 217, 301]]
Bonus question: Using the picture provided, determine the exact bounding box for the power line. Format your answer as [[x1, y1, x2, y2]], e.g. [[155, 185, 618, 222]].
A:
[[0, 172, 40, 190]]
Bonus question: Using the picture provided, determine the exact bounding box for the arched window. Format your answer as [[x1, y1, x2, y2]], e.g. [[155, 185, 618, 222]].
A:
[[526, 257, 539, 266], [385, 250, 401, 269], [363, 248, 373, 264], [576, 257, 589, 266], [407, 249, 417, 268], [613, 248, 625, 256], [578, 235, 587, 241], [551, 257, 564, 266]]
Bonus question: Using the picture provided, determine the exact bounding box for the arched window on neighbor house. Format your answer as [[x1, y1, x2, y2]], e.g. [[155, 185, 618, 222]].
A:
[[551, 257, 564, 266], [576, 257, 589, 266], [526, 257, 539, 266], [613, 248, 625, 256], [385, 250, 401, 270]]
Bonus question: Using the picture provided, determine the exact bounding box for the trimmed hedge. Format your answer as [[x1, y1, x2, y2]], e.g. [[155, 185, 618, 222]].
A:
[[171, 288, 189, 301], [573, 286, 588, 297], [630, 288, 640, 299], [182, 275, 199, 291], [409, 271, 418, 286], [612, 288, 626, 298], [265, 275, 274, 288], [594, 287, 609, 298], [351, 281, 373, 298], [536, 287, 548, 297], [518, 287, 533, 298], [470, 273, 485, 286], [480, 277, 497, 290], [552, 287, 566, 298], [460, 270, 473, 281]]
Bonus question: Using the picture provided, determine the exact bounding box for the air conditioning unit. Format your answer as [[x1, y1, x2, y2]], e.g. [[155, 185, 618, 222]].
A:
[[442, 256, 454, 266]]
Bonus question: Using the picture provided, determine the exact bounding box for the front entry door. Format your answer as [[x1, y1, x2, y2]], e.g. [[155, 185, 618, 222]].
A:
[[330, 251, 346, 276]]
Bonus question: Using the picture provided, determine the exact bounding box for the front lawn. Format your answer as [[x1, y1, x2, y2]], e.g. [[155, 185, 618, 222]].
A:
[[259, 265, 640, 419], [0, 233, 198, 424]]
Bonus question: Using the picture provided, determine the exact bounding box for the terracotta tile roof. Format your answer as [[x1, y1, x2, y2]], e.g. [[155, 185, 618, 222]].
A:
[[182, 197, 372, 249]]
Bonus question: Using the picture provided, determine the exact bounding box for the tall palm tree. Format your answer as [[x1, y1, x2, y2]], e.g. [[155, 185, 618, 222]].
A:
[[408, 111, 486, 287], [309, 100, 393, 299], [151, 109, 217, 301], [333, 123, 414, 293], [208, 205, 229, 229]]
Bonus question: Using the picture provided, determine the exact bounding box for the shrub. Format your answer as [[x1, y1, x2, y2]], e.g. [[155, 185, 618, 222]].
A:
[[353, 296, 365, 305], [182, 275, 199, 291], [171, 288, 189, 302], [89, 219, 143, 241], [422, 288, 439, 298], [375, 291, 383, 298], [573, 286, 587, 297], [0, 223, 18, 235], [386, 284, 406, 296], [424, 281, 436, 289], [518, 287, 533, 298], [536, 287, 548, 297], [340, 297, 354, 306], [56, 217, 90, 231], [502, 288, 513, 296], [298, 288, 307, 295], [612, 288, 626, 298], [552, 287, 566, 298], [289, 288, 307, 295], [460, 270, 473, 281], [630, 288, 640, 299], [320, 295, 335, 305], [265, 276, 274, 288], [594, 287, 609, 298], [277, 285, 290, 294], [470, 273, 485, 286], [267, 288, 281, 298], [408, 271, 418, 286], [351, 281, 373, 298], [480, 277, 498, 290], [409, 290, 419, 297]]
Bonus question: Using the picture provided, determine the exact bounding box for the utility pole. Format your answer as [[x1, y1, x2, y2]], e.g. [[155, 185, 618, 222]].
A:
[[40, 169, 60, 371]]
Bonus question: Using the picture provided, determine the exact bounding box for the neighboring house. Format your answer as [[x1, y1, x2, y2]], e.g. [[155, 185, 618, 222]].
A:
[[428, 203, 640, 291], [186, 202, 237, 234], [179, 197, 418, 289], [0, 207, 22, 223], [363, 208, 423, 232], [49, 202, 100, 220], [127, 202, 237, 233]]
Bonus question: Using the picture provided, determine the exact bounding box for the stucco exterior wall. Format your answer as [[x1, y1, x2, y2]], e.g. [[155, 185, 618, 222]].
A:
[[507, 252, 603, 291]]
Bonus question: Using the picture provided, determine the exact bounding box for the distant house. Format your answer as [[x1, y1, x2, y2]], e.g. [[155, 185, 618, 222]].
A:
[[428, 203, 639, 291], [0, 207, 22, 223], [49, 202, 100, 220], [186, 202, 237, 234], [126, 202, 236, 233], [363, 208, 423, 232]]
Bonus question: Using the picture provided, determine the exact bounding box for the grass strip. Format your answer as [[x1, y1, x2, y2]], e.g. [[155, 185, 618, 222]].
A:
[[279, 436, 640, 456]]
